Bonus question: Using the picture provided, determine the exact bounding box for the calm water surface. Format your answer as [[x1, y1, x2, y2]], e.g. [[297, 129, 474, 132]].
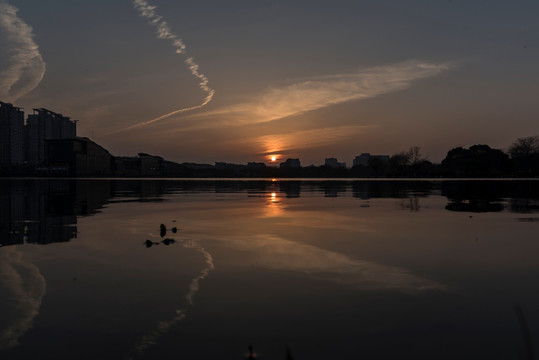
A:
[[1, 179, 539, 359]]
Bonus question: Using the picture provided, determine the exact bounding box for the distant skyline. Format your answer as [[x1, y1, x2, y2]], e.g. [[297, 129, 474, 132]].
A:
[[1, 0, 538, 164]]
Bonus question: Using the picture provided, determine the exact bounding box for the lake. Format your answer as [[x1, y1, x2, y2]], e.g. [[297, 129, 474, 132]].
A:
[[1, 179, 538, 359]]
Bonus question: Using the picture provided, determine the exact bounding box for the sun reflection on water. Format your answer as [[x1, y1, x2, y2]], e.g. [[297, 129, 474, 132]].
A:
[[264, 191, 283, 217]]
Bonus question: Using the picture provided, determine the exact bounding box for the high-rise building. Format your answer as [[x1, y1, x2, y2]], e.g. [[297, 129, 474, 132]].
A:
[[0, 101, 25, 165], [26, 108, 77, 165]]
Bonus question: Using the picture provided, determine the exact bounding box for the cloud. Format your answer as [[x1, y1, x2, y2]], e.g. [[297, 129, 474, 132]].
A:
[[0, 0, 46, 102], [105, 60, 450, 137], [115, 0, 214, 133], [254, 125, 377, 157], [0, 247, 46, 350], [186, 60, 450, 127]]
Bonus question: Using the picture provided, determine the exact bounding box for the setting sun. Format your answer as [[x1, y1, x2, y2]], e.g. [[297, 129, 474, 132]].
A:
[[271, 156, 277, 162]]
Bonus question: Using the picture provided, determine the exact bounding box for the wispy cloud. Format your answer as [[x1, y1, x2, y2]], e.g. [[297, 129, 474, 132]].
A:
[[254, 125, 377, 157], [0, 0, 46, 102], [187, 60, 450, 127], [115, 0, 214, 133]]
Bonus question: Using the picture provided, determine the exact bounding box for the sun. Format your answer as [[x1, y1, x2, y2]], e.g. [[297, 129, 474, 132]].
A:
[[271, 156, 277, 162]]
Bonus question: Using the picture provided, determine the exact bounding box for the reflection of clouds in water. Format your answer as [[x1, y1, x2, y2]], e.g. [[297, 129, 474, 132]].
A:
[[131, 239, 214, 358], [0, 247, 46, 349], [224, 234, 441, 292], [274, 210, 377, 233], [261, 200, 376, 233]]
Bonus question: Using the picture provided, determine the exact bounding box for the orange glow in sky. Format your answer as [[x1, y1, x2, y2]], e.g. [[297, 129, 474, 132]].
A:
[[10, 1, 539, 166]]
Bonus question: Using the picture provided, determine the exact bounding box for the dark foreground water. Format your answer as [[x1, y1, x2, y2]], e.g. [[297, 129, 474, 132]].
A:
[[1, 179, 539, 360]]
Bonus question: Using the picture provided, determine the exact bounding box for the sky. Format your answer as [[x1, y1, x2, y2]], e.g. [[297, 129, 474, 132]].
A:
[[1, 0, 538, 165]]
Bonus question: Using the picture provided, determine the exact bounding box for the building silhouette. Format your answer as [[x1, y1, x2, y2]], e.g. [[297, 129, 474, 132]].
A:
[[46, 137, 113, 176], [280, 158, 301, 169], [247, 162, 266, 169], [325, 157, 346, 168], [0, 101, 25, 166], [353, 153, 390, 167], [27, 108, 77, 165]]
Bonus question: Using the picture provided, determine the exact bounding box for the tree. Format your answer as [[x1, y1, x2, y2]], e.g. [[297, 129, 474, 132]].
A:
[[389, 151, 410, 176], [508, 136, 539, 175], [367, 156, 387, 176], [441, 145, 509, 176], [390, 151, 410, 167], [408, 146, 426, 176], [509, 136, 539, 158], [408, 146, 424, 167]]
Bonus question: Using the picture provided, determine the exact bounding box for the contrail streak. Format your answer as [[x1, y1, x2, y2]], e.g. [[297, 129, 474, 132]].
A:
[[117, 0, 214, 134], [0, 0, 46, 102], [130, 238, 214, 359]]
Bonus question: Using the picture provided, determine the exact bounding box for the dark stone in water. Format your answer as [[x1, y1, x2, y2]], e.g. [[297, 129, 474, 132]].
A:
[[145, 239, 159, 248], [162, 238, 176, 245], [160, 224, 166, 237]]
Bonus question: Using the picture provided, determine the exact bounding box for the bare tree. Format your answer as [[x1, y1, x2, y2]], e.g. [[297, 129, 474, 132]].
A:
[[408, 146, 424, 166], [509, 136, 539, 158]]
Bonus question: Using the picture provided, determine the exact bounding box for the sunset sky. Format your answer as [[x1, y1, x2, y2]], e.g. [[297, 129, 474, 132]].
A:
[[1, 0, 538, 165]]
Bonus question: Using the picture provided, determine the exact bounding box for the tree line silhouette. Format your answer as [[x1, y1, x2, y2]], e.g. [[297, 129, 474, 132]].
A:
[[441, 136, 539, 177], [2, 136, 538, 178], [251, 136, 538, 178], [275, 136, 539, 178]]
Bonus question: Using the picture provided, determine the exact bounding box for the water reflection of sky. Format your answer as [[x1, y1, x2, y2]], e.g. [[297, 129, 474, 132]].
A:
[[1, 179, 539, 359], [264, 191, 283, 217], [0, 247, 46, 350]]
